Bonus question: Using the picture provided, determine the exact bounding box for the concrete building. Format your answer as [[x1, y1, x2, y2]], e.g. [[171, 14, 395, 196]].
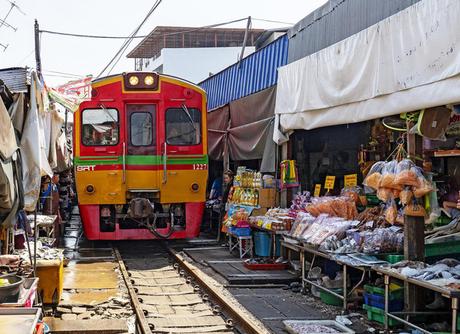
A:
[[127, 26, 264, 83]]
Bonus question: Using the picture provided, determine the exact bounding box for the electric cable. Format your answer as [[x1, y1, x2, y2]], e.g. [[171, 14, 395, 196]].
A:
[[97, 0, 163, 78]]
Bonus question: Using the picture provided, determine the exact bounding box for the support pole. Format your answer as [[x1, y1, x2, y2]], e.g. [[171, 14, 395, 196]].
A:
[[34, 19, 42, 77], [404, 121, 425, 312], [238, 16, 251, 65], [280, 142, 288, 208]]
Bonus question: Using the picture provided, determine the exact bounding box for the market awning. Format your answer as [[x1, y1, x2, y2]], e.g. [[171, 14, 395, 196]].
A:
[[207, 86, 277, 172], [274, 0, 460, 144]]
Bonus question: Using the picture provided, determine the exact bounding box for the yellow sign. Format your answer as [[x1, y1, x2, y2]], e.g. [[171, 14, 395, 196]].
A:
[[324, 175, 336, 190], [314, 184, 321, 197], [344, 174, 358, 187]]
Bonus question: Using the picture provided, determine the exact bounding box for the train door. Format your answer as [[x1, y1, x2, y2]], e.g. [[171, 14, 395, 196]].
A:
[[125, 104, 159, 192], [160, 105, 207, 203]]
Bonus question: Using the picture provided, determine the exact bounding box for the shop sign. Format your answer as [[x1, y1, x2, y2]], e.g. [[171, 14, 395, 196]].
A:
[[324, 176, 335, 190], [314, 184, 321, 197], [344, 174, 358, 187]]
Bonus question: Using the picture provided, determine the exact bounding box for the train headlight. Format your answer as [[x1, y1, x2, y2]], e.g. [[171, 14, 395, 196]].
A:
[[191, 183, 199, 192], [144, 75, 154, 86], [128, 75, 139, 86], [86, 184, 95, 194]]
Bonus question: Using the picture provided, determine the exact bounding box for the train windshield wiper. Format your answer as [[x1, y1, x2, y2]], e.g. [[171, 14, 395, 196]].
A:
[[180, 104, 197, 135]]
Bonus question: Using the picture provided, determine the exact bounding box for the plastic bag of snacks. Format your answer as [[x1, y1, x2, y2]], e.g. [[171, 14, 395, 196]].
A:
[[400, 188, 413, 205], [384, 199, 398, 224], [363, 161, 385, 190], [380, 160, 402, 190], [362, 228, 404, 254], [394, 159, 419, 187], [411, 166, 433, 198], [377, 187, 393, 202]]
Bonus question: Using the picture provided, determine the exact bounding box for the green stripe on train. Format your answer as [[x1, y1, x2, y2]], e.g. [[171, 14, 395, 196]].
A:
[[74, 155, 208, 166]]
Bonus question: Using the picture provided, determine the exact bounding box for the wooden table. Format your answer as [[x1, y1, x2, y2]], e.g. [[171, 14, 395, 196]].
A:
[[375, 267, 460, 334]]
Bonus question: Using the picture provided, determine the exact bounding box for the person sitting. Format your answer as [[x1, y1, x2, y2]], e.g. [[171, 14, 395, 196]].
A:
[[209, 177, 223, 200]]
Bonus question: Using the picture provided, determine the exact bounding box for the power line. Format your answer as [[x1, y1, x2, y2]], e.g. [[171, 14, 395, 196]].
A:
[[252, 18, 294, 25], [97, 0, 163, 78], [39, 17, 250, 40]]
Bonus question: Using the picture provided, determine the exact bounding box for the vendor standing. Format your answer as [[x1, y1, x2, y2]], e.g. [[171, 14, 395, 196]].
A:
[[220, 170, 234, 236], [222, 170, 234, 211]]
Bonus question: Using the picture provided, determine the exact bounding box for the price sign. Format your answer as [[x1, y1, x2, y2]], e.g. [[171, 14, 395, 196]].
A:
[[324, 175, 336, 190], [314, 184, 321, 197], [344, 174, 358, 187]]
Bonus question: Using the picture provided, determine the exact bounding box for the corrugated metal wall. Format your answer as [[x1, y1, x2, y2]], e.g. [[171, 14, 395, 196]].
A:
[[200, 34, 288, 111], [0, 67, 29, 93], [288, 0, 421, 63]]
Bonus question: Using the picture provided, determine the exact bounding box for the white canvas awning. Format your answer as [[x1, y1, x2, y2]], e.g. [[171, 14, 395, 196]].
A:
[[274, 0, 460, 143]]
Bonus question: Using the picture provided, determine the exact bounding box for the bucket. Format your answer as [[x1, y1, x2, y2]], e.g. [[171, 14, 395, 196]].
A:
[[254, 232, 271, 257], [0, 274, 25, 303]]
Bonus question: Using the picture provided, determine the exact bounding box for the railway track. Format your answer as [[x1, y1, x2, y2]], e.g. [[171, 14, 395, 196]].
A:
[[115, 243, 268, 334]]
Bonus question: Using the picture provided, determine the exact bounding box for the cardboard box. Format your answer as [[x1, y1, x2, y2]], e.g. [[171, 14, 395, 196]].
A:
[[258, 188, 276, 208], [251, 208, 268, 216]]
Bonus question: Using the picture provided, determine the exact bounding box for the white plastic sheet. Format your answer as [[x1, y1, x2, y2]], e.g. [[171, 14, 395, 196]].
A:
[[274, 0, 460, 143], [20, 72, 52, 211]]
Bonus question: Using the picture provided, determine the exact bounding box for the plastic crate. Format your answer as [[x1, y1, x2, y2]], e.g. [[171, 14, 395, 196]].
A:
[[384, 254, 404, 264], [320, 289, 343, 306], [366, 194, 380, 206], [425, 240, 460, 258], [228, 227, 251, 237], [364, 284, 404, 300], [364, 292, 403, 311], [363, 304, 400, 327]]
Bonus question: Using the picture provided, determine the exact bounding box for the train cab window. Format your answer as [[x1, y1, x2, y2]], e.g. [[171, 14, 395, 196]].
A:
[[166, 107, 201, 146], [130, 113, 153, 146], [82, 108, 119, 146]]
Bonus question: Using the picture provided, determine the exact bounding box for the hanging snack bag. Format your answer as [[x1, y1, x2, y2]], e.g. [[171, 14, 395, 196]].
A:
[[363, 161, 385, 190], [411, 166, 433, 198], [394, 159, 419, 187], [404, 199, 427, 217], [400, 187, 413, 205], [384, 199, 398, 224], [377, 187, 393, 202], [380, 160, 402, 190]]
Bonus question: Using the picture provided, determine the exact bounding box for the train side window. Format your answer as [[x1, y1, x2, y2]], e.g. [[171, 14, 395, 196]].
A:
[[130, 112, 153, 146], [82, 108, 119, 146], [166, 107, 201, 146]]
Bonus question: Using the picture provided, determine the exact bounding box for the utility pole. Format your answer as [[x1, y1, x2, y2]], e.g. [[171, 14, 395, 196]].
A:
[[34, 19, 42, 77], [238, 16, 252, 65]]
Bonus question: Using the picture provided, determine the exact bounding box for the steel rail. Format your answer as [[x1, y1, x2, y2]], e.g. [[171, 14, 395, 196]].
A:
[[113, 248, 151, 334], [167, 246, 271, 334]]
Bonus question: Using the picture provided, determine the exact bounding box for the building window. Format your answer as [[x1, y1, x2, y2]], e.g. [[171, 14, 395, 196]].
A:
[[82, 108, 119, 146], [166, 107, 201, 146]]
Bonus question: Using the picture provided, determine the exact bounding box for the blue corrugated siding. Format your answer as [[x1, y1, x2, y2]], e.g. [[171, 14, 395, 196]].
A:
[[200, 34, 288, 110]]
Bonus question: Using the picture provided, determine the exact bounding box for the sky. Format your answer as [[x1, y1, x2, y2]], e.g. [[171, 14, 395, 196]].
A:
[[0, 0, 327, 86]]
